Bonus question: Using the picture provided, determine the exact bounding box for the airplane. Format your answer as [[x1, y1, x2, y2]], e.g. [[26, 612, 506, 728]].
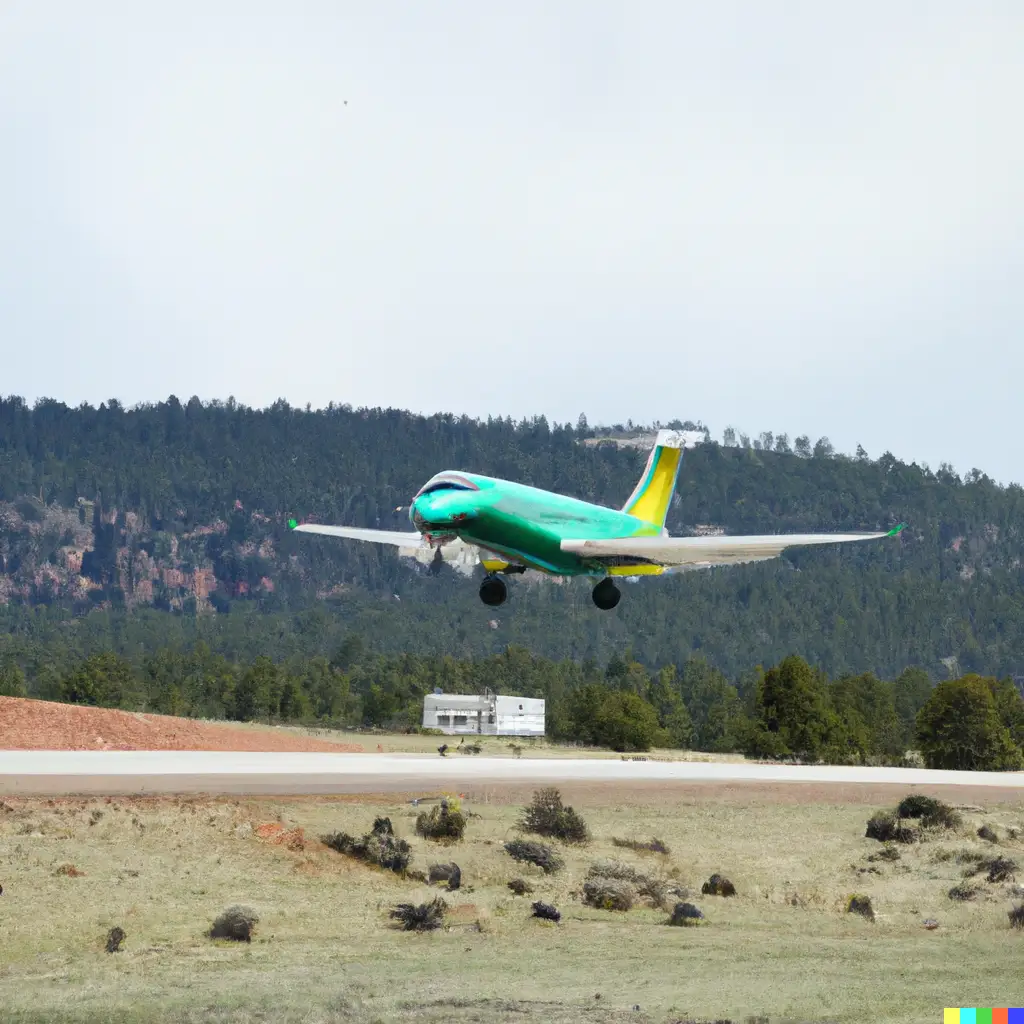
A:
[[288, 429, 904, 610]]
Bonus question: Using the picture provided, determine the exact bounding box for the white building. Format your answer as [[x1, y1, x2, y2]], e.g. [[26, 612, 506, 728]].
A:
[[422, 692, 545, 736]]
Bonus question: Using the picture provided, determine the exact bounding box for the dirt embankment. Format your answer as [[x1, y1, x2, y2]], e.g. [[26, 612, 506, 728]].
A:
[[0, 697, 364, 753]]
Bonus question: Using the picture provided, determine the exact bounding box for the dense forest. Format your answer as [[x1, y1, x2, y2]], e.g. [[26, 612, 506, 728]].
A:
[[3, 642, 1021, 771], [1, 395, 1024, 687]]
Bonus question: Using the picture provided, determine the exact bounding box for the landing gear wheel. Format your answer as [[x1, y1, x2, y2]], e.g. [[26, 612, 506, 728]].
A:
[[479, 574, 508, 607], [592, 577, 621, 610]]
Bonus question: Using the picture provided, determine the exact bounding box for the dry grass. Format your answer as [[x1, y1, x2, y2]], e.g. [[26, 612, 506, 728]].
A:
[[1, 788, 1023, 1023]]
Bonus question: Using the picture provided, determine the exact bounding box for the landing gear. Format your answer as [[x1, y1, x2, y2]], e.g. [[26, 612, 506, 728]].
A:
[[479, 574, 508, 607], [592, 577, 621, 611]]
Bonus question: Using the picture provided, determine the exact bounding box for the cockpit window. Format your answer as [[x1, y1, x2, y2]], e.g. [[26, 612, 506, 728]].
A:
[[413, 475, 479, 499]]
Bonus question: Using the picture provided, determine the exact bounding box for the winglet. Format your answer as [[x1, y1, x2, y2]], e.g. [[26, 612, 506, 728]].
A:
[[886, 523, 905, 537], [287, 518, 298, 530]]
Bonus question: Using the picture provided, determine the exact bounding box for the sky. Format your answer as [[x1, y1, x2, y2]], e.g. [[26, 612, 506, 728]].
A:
[[2, 2, 1022, 483]]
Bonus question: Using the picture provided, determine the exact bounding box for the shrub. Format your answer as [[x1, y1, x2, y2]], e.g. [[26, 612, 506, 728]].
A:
[[321, 816, 412, 875], [846, 894, 875, 921], [984, 857, 1018, 883], [519, 788, 589, 845], [507, 878, 533, 896], [701, 874, 737, 897], [667, 902, 704, 926], [504, 839, 563, 874], [978, 825, 998, 843], [896, 795, 962, 830], [415, 799, 466, 843], [586, 860, 665, 907], [867, 845, 901, 863], [897, 795, 943, 819], [1009, 904, 1024, 929], [55, 863, 85, 877], [865, 811, 917, 844], [210, 905, 259, 942], [459, 743, 482, 755], [612, 837, 670, 855], [587, 859, 639, 882], [955, 848, 987, 866], [389, 897, 446, 931], [531, 901, 560, 922], [427, 862, 461, 890], [583, 877, 635, 912], [948, 882, 981, 902], [105, 927, 126, 953]]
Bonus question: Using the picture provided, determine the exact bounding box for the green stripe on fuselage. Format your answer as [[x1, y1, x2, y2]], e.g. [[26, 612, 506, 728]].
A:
[[412, 473, 661, 577]]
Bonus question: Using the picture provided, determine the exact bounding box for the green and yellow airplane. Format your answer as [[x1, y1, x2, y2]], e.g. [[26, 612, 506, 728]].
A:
[[289, 430, 904, 610]]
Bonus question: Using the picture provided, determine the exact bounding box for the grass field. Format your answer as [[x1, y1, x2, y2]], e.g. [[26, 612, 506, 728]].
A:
[[2, 783, 1023, 1023]]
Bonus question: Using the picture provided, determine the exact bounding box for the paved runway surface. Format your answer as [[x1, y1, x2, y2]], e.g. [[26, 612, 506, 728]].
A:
[[1, 750, 1022, 795]]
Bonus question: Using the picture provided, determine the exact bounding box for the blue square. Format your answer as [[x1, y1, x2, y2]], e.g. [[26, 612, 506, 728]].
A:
[[1007, 1009, 1024, 1024]]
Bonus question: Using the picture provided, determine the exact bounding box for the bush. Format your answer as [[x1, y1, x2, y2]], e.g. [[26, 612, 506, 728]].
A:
[[897, 794, 943, 819], [415, 799, 466, 843], [507, 878, 533, 896], [55, 863, 85, 877], [459, 742, 482, 755], [321, 816, 412, 875], [867, 845, 901, 863], [389, 897, 446, 931], [519, 788, 589, 845], [865, 811, 917, 844], [701, 874, 737, 897], [667, 902, 704, 926], [105, 927, 126, 953], [586, 860, 666, 907], [612, 836, 670, 855], [210, 905, 259, 942], [504, 839, 563, 874], [948, 882, 981, 902], [978, 824, 998, 843], [583, 877, 635, 911], [983, 857, 1017, 883], [1009, 904, 1024, 930], [955, 848, 987, 867], [897, 795, 962, 830], [427, 862, 462, 890], [846, 894, 875, 921], [531, 901, 560, 922]]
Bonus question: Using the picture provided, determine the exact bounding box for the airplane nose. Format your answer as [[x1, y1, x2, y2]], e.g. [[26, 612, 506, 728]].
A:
[[411, 491, 478, 529]]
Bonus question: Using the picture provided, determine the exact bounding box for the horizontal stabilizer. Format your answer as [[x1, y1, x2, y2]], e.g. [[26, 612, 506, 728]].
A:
[[562, 528, 900, 568]]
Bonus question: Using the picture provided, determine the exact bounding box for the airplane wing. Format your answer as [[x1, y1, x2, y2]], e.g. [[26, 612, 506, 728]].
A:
[[561, 525, 904, 568], [290, 523, 427, 547]]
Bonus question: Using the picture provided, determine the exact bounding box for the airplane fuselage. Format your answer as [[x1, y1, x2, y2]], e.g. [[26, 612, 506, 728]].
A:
[[409, 471, 663, 577]]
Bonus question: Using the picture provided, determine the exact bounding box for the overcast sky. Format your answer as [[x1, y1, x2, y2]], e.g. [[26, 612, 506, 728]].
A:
[[2, 2, 1022, 483]]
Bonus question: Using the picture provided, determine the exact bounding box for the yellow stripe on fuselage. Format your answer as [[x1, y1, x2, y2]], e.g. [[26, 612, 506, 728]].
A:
[[606, 564, 665, 576], [623, 446, 682, 527]]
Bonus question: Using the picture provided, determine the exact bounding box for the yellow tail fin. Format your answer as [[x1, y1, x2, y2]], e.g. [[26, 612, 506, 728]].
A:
[[621, 429, 703, 528]]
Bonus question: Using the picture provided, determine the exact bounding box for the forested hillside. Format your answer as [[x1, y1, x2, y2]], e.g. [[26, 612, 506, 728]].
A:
[[2, 395, 1024, 689]]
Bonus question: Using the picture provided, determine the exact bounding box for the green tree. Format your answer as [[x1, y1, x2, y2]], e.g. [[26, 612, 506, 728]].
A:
[[647, 665, 693, 748], [750, 655, 836, 760], [592, 690, 663, 752], [60, 652, 141, 709], [233, 656, 278, 722], [893, 667, 933, 747], [830, 673, 902, 759], [916, 676, 1023, 771], [0, 662, 27, 698]]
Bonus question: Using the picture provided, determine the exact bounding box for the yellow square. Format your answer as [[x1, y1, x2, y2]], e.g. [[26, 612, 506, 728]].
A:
[[945, 1011, 961, 1024]]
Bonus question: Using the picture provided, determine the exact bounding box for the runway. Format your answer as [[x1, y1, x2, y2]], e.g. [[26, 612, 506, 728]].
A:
[[1, 750, 1022, 796]]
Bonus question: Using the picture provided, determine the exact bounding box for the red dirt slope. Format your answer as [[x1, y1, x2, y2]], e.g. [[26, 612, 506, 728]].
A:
[[0, 697, 364, 753]]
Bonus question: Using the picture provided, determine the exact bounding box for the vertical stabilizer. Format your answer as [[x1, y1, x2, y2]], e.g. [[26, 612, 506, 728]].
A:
[[621, 429, 704, 528]]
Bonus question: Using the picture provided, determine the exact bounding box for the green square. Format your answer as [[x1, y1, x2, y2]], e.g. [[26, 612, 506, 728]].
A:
[[977, 1010, 993, 1024]]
